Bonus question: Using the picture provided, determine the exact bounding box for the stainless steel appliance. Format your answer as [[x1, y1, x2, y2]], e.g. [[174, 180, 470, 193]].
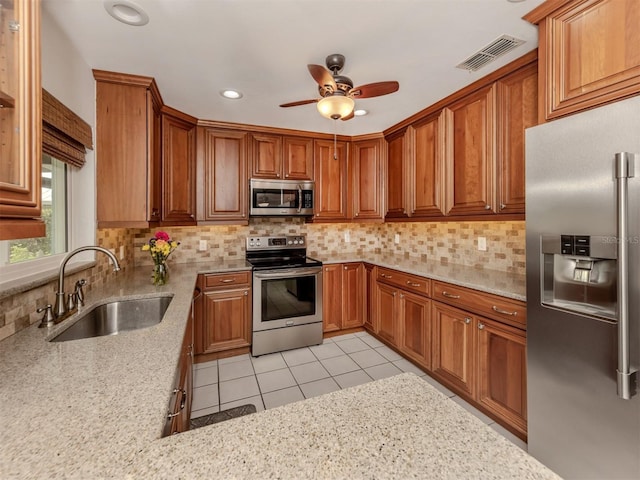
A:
[[247, 235, 323, 356], [249, 179, 314, 216], [526, 96, 640, 479]]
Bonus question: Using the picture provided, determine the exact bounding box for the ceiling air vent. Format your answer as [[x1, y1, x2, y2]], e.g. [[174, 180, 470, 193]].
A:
[[456, 35, 525, 72]]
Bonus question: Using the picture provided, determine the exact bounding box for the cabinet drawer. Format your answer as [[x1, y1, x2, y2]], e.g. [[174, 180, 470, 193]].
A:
[[377, 267, 431, 297], [203, 271, 251, 289], [433, 281, 526, 328]]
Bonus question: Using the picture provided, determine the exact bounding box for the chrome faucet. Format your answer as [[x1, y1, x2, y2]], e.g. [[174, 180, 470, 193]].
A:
[[53, 246, 120, 320]]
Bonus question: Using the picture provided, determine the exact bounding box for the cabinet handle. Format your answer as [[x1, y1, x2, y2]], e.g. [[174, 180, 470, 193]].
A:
[[492, 305, 517, 316], [400, 293, 404, 299], [285, 174, 289, 178], [485, 204, 491, 210], [464, 317, 471, 324], [392, 292, 397, 297], [478, 323, 485, 330], [381, 273, 392, 279], [244, 290, 249, 296], [500, 203, 506, 210], [441, 291, 460, 299], [355, 212, 359, 217], [167, 389, 186, 418], [276, 173, 280, 177], [344, 266, 347, 270], [406, 281, 421, 287], [220, 278, 235, 283]]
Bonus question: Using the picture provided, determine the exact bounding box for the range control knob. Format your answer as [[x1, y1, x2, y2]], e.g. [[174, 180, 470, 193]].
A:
[[249, 242, 254, 247], [299, 238, 304, 244], [288, 240, 293, 245], [293, 240, 299, 245]]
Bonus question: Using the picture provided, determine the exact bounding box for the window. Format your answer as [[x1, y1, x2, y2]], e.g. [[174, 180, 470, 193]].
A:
[[0, 154, 69, 266]]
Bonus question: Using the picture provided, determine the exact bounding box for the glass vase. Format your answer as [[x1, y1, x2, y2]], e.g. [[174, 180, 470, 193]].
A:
[[152, 261, 169, 286]]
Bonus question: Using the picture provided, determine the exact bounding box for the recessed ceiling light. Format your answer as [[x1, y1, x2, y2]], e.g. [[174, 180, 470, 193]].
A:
[[220, 90, 243, 100], [104, 0, 149, 26], [354, 109, 368, 117], [506, 0, 526, 3]]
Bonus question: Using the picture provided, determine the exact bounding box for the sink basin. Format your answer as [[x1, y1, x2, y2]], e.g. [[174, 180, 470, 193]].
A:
[[50, 295, 173, 342]]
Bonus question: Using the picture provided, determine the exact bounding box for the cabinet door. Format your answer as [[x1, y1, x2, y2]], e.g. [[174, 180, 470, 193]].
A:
[[196, 128, 248, 222], [363, 264, 377, 331], [410, 112, 446, 217], [431, 302, 476, 397], [477, 317, 527, 438], [148, 92, 163, 222], [375, 282, 398, 345], [539, 0, 640, 120], [161, 111, 196, 224], [313, 139, 348, 221], [497, 63, 537, 214], [351, 138, 384, 220], [342, 263, 364, 329], [198, 287, 251, 354], [445, 84, 496, 216], [0, 0, 44, 240], [322, 264, 343, 332], [283, 136, 314, 180], [385, 130, 409, 218], [250, 133, 282, 179], [398, 291, 431, 370]]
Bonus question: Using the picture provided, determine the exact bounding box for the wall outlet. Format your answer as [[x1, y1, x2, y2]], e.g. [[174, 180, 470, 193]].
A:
[[119, 245, 125, 260], [198, 239, 208, 251], [478, 236, 487, 251], [344, 231, 350, 243], [394, 233, 400, 245]]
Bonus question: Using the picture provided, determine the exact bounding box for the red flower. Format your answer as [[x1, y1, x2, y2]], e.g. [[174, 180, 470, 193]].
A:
[[155, 231, 170, 241]]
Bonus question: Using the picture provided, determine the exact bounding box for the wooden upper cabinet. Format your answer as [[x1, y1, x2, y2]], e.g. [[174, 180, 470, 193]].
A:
[[313, 139, 349, 221], [351, 138, 384, 221], [250, 133, 313, 180], [161, 107, 197, 225], [385, 129, 409, 218], [196, 128, 248, 223], [496, 63, 538, 214], [0, 0, 44, 240], [94, 71, 163, 228], [445, 84, 496, 216], [525, 0, 640, 121], [410, 113, 446, 217]]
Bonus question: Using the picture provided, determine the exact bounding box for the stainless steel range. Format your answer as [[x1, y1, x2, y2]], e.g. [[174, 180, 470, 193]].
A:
[[246, 235, 323, 356]]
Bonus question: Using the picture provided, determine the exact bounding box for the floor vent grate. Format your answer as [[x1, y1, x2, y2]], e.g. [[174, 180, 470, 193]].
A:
[[456, 35, 525, 72]]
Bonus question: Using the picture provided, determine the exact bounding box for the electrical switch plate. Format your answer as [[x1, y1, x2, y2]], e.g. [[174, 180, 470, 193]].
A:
[[119, 245, 124, 260], [478, 236, 487, 251], [198, 240, 208, 251], [394, 233, 400, 245], [344, 231, 350, 243]]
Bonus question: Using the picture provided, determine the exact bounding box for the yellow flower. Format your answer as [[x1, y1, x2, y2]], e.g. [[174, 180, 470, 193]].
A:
[[171, 241, 178, 248], [142, 245, 150, 251]]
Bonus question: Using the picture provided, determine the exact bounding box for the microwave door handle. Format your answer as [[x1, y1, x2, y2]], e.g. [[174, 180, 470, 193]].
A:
[[297, 184, 303, 213]]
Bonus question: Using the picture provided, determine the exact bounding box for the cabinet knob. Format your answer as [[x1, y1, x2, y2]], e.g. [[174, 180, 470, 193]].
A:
[[355, 212, 359, 217], [244, 290, 248, 296], [478, 323, 485, 330], [500, 203, 506, 210], [276, 173, 280, 178], [285, 174, 289, 178], [464, 317, 471, 324], [392, 292, 397, 297], [485, 204, 491, 210], [400, 294, 404, 299], [344, 266, 347, 270]]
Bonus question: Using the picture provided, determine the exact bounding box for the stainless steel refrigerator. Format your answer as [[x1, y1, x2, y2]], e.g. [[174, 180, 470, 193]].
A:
[[526, 95, 640, 480]]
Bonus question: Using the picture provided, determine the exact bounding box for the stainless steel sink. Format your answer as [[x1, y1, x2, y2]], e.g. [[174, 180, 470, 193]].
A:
[[50, 295, 173, 342]]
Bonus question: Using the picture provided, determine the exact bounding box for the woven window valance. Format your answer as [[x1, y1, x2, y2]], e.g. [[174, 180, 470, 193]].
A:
[[42, 88, 93, 168]]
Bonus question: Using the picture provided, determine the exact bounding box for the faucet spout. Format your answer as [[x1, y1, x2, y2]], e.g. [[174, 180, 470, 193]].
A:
[[54, 246, 121, 319]]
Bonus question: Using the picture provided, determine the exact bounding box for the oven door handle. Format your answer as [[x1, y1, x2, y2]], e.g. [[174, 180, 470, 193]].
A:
[[254, 267, 322, 279]]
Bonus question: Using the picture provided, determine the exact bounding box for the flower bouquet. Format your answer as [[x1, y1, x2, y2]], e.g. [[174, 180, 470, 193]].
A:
[[142, 231, 179, 285]]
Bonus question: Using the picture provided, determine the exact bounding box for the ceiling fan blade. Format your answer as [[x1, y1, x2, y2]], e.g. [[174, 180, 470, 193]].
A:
[[349, 81, 399, 99], [279, 99, 319, 108], [341, 111, 355, 121], [307, 64, 337, 90]]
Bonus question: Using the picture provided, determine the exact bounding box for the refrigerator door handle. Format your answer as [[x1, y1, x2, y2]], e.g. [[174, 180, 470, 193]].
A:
[[615, 152, 638, 400]]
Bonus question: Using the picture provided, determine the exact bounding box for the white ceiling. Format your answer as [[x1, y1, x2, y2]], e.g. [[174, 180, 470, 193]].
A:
[[42, 0, 545, 136]]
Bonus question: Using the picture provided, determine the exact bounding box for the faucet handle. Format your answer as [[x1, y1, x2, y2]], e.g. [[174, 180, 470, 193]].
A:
[[74, 279, 87, 306], [66, 292, 77, 312], [37, 305, 55, 328]]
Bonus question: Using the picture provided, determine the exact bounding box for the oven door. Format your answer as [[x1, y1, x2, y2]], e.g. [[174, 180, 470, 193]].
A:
[[252, 266, 323, 332]]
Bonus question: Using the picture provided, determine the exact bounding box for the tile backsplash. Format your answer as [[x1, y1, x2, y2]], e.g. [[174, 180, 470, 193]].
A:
[[1, 219, 524, 341]]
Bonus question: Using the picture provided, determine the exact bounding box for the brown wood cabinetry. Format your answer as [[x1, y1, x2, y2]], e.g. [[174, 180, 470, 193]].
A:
[[313, 139, 349, 221], [94, 71, 163, 227], [0, 0, 44, 240], [161, 107, 197, 225], [445, 84, 496, 216], [496, 64, 538, 213], [250, 133, 313, 180], [196, 128, 248, 224], [194, 272, 251, 355], [363, 264, 377, 331], [375, 281, 399, 345], [322, 263, 364, 332], [351, 137, 384, 221], [385, 129, 409, 218], [525, 0, 640, 121], [398, 291, 431, 369]]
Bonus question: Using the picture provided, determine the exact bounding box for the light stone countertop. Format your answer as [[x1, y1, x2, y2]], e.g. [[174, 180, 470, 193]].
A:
[[314, 253, 526, 301], [0, 258, 547, 479]]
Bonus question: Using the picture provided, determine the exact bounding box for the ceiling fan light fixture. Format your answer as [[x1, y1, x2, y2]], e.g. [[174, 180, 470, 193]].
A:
[[317, 95, 355, 120]]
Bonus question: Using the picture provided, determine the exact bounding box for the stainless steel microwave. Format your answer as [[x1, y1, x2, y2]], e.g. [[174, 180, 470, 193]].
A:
[[249, 179, 315, 216]]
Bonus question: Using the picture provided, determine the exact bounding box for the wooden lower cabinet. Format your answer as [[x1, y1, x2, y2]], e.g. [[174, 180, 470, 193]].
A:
[[322, 263, 364, 332], [363, 264, 376, 331], [195, 272, 251, 355], [398, 291, 431, 369], [431, 301, 477, 397], [375, 282, 399, 345]]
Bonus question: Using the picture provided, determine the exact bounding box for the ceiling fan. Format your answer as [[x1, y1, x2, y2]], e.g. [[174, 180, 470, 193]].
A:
[[280, 54, 400, 121]]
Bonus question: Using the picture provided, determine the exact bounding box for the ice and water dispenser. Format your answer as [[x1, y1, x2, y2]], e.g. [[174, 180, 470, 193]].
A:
[[541, 234, 618, 321]]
